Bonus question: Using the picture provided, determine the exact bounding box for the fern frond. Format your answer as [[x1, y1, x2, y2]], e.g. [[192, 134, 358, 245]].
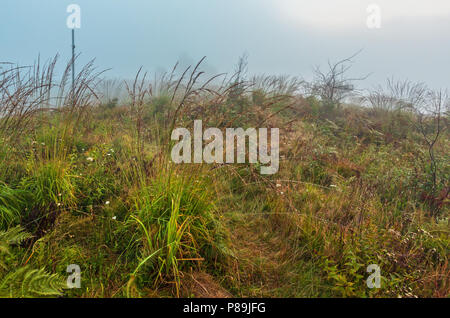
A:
[[0, 227, 63, 298], [0, 266, 65, 298], [0, 226, 33, 246], [0, 226, 33, 261], [0, 226, 33, 272]]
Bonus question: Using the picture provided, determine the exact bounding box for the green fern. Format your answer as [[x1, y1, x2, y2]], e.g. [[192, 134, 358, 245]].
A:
[[0, 225, 33, 247], [0, 267, 65, 298], [0, 226, 65, 298], [0, 226, 32, 271]]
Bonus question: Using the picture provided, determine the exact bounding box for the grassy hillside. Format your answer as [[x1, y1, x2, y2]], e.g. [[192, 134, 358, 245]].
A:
[[0, 57, 448, 298]]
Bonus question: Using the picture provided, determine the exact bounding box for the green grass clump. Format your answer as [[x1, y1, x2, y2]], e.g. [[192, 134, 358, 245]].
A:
[[21, 160, 77, 209], [0, 183, 31, 230], [125, 171, 229, 296]]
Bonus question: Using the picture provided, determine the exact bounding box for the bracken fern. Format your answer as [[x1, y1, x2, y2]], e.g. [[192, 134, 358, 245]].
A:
[[0, 226, 65, 298]]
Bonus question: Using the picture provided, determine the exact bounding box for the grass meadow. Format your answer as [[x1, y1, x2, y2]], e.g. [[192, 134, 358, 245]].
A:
[[0, 56, 448, 298]]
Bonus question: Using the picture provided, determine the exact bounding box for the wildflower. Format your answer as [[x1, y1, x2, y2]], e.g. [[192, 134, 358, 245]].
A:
[[57, 203, 62, 207], [105, 201, 110, 205], [112, 216, 117, 220], [276, 183, 282, 188], [87, 157, 94, 162]]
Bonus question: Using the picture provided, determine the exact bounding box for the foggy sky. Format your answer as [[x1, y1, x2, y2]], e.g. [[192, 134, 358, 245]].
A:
[[1, 0, 449, 90]]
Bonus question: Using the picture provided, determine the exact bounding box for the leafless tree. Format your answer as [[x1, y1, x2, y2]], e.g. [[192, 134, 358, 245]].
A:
[[412, 89, 449, 192], [229, 53, 250, 101], [310, 51, 369, 109], [234, 53, 248, 85]]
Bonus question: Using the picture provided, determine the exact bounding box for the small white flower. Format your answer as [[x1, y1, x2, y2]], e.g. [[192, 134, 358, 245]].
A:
[[112, 216, 117, 220], [105, 201, 110, 205], [87, 157, 94, 162], [276, 183, 282, 188], [57, 203, 62, 207], [58, 193, 62, 197], [280, 192, 284, 195], [330, 185, 337, 188]]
